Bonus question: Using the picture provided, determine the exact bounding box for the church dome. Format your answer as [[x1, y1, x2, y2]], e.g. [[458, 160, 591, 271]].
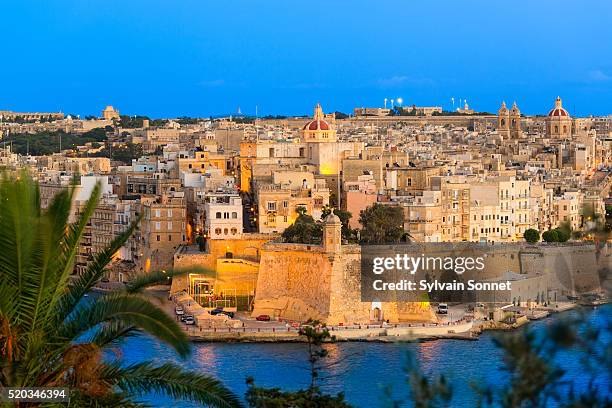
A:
[[548, 96, 570, 117], [303, 118, 331, 131]]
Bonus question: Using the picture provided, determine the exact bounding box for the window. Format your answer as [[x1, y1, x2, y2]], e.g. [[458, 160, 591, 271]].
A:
[[282, 201, 289, 208], [168, 235, 172, 241], [231, 228, 237, 235], [167, 221, 173, 230], [231, 212, 238, 219], [167, 209, 173, 217], [215, 228, 221, 235], [156, 235, 160, 241], [223, 228, 228, 235], [224, 212, 229, 219], [155, 209, 161, 218], [267, 202, 277, 211], [216, 212, 222, 219], [155, 222, 161, 231]]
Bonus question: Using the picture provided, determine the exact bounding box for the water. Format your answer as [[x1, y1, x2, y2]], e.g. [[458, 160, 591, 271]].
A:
[[117, 305, 610, 407]]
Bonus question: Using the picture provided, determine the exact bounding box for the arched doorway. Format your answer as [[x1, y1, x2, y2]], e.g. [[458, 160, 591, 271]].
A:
[[371, 301, 383, 322]]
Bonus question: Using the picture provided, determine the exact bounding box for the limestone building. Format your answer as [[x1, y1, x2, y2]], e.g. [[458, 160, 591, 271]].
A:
[[101, 105, 120, 120]]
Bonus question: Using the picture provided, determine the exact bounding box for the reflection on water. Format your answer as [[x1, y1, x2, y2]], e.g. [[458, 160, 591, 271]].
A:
[[117, 305, 609, 408], [192, 344, 219, 370], [416, 339, 443, 364]]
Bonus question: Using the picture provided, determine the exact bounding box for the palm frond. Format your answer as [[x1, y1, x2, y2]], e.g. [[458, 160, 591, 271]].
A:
[[124, 267, 214, 294], [101, 362, 243, 408], [57, 217, 140, 322], [49, 182, 102, 318], [88, 320, 140, 349], [57, 182, 101, 278], [58, 293, 190, 358], [0, 173, 39, 306]]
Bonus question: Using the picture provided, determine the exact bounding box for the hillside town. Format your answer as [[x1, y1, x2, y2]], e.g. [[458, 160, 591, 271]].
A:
[[1, 98, 610, 339]]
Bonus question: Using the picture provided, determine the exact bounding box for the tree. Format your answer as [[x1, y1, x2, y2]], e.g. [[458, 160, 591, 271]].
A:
[[282, 207, 323, 244], [4, 128, 109, 156], [359, 203, 404, 244], [321, 206, 354, 242], [473, 311, 611, 407], [542, 229, 559, 243], [0, 173, 241, 407], [245, 320, 351, 407], [195, 234, 206, 252], [555, 222, 571, 243], [524, 229, 540, 244]]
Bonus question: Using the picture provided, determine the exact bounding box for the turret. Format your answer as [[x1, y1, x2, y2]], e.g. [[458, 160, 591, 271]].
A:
[[323, 212, 342, 254]]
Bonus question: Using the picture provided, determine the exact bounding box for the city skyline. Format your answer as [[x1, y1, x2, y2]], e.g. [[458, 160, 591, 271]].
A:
[[2, 0, 612, 117]]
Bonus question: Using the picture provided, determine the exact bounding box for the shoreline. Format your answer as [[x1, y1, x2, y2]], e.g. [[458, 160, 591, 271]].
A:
[[92, 285, 608, 344], [182, 302, 608, 344]]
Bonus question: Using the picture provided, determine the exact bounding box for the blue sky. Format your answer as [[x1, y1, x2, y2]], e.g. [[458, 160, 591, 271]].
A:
[[1, 0, 611, 117]]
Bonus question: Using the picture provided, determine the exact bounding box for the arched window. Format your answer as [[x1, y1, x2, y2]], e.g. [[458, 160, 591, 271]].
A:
[[554, 125, 559, 133], [216, 212, 222, 219], [231, 228, 237, 235], [231, 212, 238, 219]]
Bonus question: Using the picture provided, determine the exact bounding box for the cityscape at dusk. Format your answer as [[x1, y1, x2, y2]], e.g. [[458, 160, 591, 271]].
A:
[[0, 1, 610, 407]]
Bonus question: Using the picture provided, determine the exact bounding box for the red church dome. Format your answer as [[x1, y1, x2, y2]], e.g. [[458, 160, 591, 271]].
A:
[[548, 108, 569, 117], [303, 119, 331, 131], [548, 96, 570, 117]]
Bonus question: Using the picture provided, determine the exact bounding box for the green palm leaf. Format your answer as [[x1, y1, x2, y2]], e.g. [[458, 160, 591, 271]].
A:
[[59, 292, 190, 358], [124, 266, 215, 294], [57, 216, 140, 322], [0, 174, 240, 406], [101, 362, 243, 408]]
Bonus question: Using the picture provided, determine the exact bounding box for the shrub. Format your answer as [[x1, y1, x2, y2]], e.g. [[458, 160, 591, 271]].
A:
[[524, 229, 540, 244]]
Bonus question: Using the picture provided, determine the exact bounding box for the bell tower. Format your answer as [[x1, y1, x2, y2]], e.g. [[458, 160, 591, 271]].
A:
[[509, 102, 522, 139], [497, 102, 510, 139]]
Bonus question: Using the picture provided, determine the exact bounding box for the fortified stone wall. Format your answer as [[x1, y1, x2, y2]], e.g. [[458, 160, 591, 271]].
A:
[[251, 244, 334, 321], [520, 244, 601, 295], [327, 246, 373, 324]]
